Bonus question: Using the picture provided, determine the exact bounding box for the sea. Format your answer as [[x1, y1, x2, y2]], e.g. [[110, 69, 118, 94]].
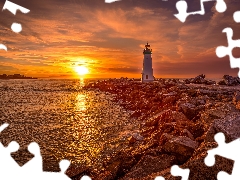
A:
[[0, 79, 140, 172]]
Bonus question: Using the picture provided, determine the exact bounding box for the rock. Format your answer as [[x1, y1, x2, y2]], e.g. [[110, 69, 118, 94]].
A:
[[181, 129, 195, 140], [205, 114, 240, 143], [192, 74, 206, 84], [178, 102, 197, 120], [162, 123, 175, 133], [182, 151, 233, 180], [205, 79, 216, 85], [145, 112, 163, 127], [163, 136, 199, 158], [121, 154, 176, 180], [66, 164, 90, 179], [188, 123, 205, 139], [180, 137, 234, 180], [218, 75, 240, 86], [162, 96, 177, 105], [131, 139, 159, 161], [102, 151, 138, 179], [200, 103, 238, 127], [159, 133, 174, 146], [128, 136, 137, 144], [197, 89, 218, 97], [184, 75, 216, 85], [104, 161, 121, 179], [233, 91, 240, 110], [184, 79, 191, 84], [218, 79, 226, 85], [132, 133, 144, 141]]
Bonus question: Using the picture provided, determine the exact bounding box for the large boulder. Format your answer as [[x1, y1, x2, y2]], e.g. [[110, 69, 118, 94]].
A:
[[163, 136, 199, 158], [184, 74, 215, 85], [121, 154, 176, 180], [205, 114, 240, 143], [192, 74, 206, 84], [218, 75, 240, 86], [200, 103, 239, 130], [177, 102, 199, 120]]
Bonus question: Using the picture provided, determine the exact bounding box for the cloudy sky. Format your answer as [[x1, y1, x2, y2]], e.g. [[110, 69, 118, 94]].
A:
[[0, 0, 239, 79]]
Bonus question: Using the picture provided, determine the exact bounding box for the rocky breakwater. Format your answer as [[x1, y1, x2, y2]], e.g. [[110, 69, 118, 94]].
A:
[[70, 75, 240, 180]]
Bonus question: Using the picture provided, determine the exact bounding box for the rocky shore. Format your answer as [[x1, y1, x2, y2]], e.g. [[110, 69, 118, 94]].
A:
[[67, 75, 240, 180]]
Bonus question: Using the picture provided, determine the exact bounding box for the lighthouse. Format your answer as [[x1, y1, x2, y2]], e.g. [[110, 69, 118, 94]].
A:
[[142, 42, 154, 82]]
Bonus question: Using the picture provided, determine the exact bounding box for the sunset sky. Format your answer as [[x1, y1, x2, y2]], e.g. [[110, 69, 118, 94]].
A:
[[0, 0, 239, 79]]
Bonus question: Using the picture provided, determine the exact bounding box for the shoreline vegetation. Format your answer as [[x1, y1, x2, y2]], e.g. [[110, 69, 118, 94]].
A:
[[67, 74, 240, 180]]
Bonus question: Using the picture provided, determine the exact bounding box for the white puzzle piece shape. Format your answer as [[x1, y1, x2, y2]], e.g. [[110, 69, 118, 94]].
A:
[[171, 165, 190, 180], [205, 132, 240, 180], [174, 0, 227, 22], [2, 0, 30, 15], [216, 27, 240, 78]]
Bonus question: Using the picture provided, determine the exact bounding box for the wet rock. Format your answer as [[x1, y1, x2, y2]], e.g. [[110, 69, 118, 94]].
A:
[[184, 74, 216, 85], [192, 74, 206, 84], [131, 139, 159, 161], [121, 154, 176, 180], [188, 122, 205, 139], [181, 138, 234, 180], [102, 151, 138, 179], [200, 103, 238, 127], [233, 91, 240, 110], [145, 112, 163, 127], [128, 136, 137, 144], [177, 102, 197, 120], [181, 129, 195, 140], [163, 136, 199, 158], [162, 96, 177, 105], [205, 113, 240, 143], [162, 123, 175, 133], [183, 151, 233, 180], [218, 75, 240, 86], [132, 133, 144, 141], [159, 133, 174, 146], [66, 164, 90, 179]]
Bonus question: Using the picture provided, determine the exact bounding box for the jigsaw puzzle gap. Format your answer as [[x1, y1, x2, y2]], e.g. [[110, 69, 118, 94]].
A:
[[216, 26, 240, 78], [205, 132, 240, 180], [171, 165, 190, 180], [233, 11, 240, 23], [174, 0, 227, 22]]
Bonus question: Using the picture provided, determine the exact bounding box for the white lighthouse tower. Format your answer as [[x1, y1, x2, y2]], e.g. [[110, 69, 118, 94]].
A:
[[142, 42, 154, 82]]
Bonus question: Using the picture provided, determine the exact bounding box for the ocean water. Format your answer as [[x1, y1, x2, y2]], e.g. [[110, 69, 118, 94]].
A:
[[0, 79, 139, 172]]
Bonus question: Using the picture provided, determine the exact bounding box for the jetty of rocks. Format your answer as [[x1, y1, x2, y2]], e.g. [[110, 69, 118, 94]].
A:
[[68, 74, 240, 180]]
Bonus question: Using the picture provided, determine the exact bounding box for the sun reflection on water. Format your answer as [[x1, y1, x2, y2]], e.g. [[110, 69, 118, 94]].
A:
[[75, 94, 86, 112]]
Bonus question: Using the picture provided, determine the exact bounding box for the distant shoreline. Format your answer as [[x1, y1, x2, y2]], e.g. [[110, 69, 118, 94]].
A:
[[0, 74, 37, 80]]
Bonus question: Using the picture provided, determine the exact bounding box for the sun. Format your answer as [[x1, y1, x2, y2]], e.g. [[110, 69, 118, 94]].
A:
[[75, 66, 89, 75]]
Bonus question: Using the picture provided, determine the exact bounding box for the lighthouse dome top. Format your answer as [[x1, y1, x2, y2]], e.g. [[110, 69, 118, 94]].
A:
[[143, 42, 152, 54]]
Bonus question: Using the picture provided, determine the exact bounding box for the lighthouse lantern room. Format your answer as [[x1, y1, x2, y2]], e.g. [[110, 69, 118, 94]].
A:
[[142, 42, 154, 82]]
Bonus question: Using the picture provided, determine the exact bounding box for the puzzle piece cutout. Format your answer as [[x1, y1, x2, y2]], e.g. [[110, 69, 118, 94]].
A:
[[0, 0, 30, 51], [174, 0, 227, 22], [205, 132, 240, 180], [155, 176, 165, 180], [2, 0, 30, 33], [233, 11, 240, 23], [0, 123, 75, 180], [154, 165, 190, 180], [216, 26, 240, 78], [171, 165, 190, 180], [105, 0, 121, 3]]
